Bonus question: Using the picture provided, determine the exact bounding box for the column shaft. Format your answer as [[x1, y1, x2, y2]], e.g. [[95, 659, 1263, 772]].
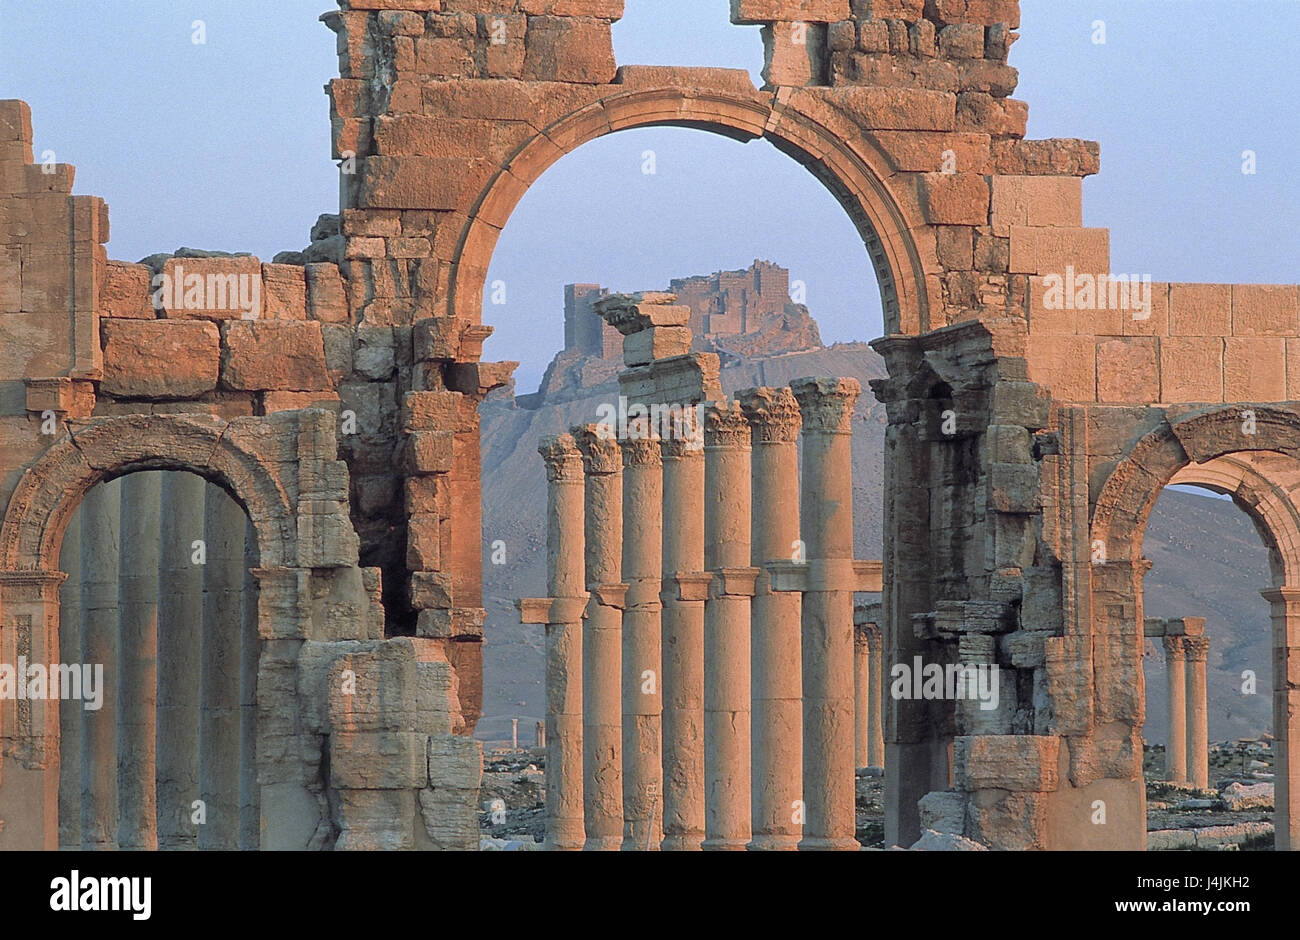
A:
[[620, 436, 662, 850], [854, 627, 870, 769], [57, 506, 82, 850], [702, 402, 753, 850], [118, 471, 161, 849], [574, 426, 623, 851], [791, 377, 861, 851], [156, 471, 205, 849], [1163, 636, 1187, 784], [199, 484, 245, 849], [867, 628, 884, 769], [80, 477, 121, 850], [738, 388, 802, 851], [238, 515, 261, 849], [659, 436, 706, 851], [1184, 636, 1210, 791], [1262, 588, 1300, 850]]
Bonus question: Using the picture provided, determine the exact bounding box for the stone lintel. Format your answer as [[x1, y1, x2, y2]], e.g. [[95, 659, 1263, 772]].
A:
[[668, 571, 712, 602], [708, 566, 759, 599]]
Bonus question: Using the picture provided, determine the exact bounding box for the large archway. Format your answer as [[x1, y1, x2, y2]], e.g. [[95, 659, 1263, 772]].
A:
[[1092, 406, 1300, 849]]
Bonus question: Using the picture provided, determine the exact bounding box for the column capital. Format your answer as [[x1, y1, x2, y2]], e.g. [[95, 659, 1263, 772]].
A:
[[1162, 635, 1186, 659], [704, 401, 750, 449], [1260, 585, 1300, 606], [1183, 636, 1209, 662], [538, 433, 584, 482], [855, 620, 882, 648], [0, 568, 68, 602], [790, 376, 861, 433], [661, 433, 705, 459], [619, 433, 662, 468], [736, 386, 801, 444], [571, 424, 622, 474]]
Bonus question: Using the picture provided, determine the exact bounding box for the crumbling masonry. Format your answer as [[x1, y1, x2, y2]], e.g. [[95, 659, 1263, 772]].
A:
[[0, 0, 1296, 850]]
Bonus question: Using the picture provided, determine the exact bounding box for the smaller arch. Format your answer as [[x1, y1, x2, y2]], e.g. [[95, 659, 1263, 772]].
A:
[[0, 413, 298, 572]]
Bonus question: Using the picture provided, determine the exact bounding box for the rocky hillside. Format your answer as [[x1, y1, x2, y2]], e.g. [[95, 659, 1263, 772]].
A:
[[478, 352, 1274, 749]]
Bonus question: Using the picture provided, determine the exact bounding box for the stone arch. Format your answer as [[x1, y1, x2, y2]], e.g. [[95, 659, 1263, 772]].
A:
[[0, 413, 298, 573], [449, 78, 935, 337], [1089, 404, 1300, 850]]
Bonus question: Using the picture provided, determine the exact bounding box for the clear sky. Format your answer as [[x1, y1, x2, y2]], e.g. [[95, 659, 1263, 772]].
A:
[[2, 1, 1296, 391]]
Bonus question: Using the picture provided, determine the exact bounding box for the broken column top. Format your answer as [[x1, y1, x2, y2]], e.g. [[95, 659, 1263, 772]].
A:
[[594, 292, 691, 335]]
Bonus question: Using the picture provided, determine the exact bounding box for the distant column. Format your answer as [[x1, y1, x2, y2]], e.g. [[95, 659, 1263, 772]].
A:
[[737, 387, 802, 852], [573, 426, 624, 851], [199, 484, 244, 849], [57, 506, 82, 850], [1184, 636, 1210, 790], [659, 431, 707, 852], [619, 434, 663, 851], [1163, 636, 1188, 784], [866, 624, 885, 769], [80, 477, 121, 850], [156, 471, 205, 849], [854, 622, 871, 769], [117, 471, 161, 850], [791, 377, 862, 851]]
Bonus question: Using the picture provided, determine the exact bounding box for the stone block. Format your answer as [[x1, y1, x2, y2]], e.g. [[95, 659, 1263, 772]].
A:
[[99, 260, 154, 319], [331, 731, 428, 789], [730, 0, 849, 22], [1159, 336, 1223, 403], [1232, 284, 1299, 337], [622, 326, 692, 366], [1224, 336, 1285, 401], [1025, 335, 1095, 402], [920, 172, 988, 225], [261, 263, 307, 320], [990, 175, 1081, 236], [871, 130, 989, 174], [334, 788, 416, 851], [1122, 281, 1168, 337], [990, 462, 1038, 512], [935, 225, 974, 268], [101, 319, 220, 399], [305, 263, 349, 323], [925, 0, 1021, 27], [1169, 283, 1230, 336], [954, 734, 1058, 791], [938, 23, 984, 58], [359, 156, 474, 210], [955, 92, 1026, 137], [415, 36, 477, 77], [1096, 337, 1158, 404], [410, 570, 454, 608], [223, 320, 331, 391], [157, 256, 263, 320], [523, 16, 616, 84], [991, 139, 1100, 177]]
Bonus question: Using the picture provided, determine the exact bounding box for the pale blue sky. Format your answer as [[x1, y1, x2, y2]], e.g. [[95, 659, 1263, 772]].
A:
[[2, 1, 1296, 391]]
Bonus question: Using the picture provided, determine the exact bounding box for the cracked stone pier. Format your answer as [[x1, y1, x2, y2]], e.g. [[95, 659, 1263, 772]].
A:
[[2, 0, 1297, 851]]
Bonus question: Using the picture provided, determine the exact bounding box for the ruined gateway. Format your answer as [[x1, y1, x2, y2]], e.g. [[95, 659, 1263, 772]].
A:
[[0, 0, 1295, 851]]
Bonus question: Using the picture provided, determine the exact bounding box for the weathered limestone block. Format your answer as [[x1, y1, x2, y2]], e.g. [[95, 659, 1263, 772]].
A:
[[965, 790, 1047, 850], [157, 256, 262, 320], [261, 263, 307, 320], [938, 23, 984, 58], [419, 734, 482, 851], [101, 319, 220, 399], [1224, 337, 1285, 401], [99, 260, 153, 318], [870, 130, 990, 174], [222, 321, 331, 391], [1169, 283, 1230, 336], [991, 139, 1099, 177], [925, 0, 1021, 27], [1159, 337, 1223, 403], [1096, 338, 1158, 404], [956, 92, 1026, 137], [762, 21, 828, 87], [335, 788, 416, 851], [920, 172, 988, 224], [522, 16, 616, 84], [331, 732, 429, 789], [954, 734, 1059, 791], [730, 0, 849, 22], [1232, 284, 1298, 336], [990, 175, 1081, 236], [305, 263, 349, 323], [1025, 335, 1095, 402], [918, 789, 966, 833]]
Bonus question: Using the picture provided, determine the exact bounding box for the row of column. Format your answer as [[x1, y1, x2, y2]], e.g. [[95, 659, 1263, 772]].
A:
[[527, 377, 863, 850], [56, 471, 260, 850], [853, 620, 885, 770], [1163, 634, 1210, 789]]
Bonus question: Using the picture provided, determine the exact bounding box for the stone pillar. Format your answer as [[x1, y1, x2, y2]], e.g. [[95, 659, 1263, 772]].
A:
[[156, 471, 204, 849], [659, 431, 707, 851], [117, 471, 161, 850], [238, 515, 261, 849], [80, 477, 121, 850], [701, 402, 755, 850], [854, 623, 871, 770], [866, 624, 885, 769], [57, 506, 82, 850], [1261, 586, 1300, 851], [1184, 635, 1210, 791], [1163, 635, 1187, 784], [573, 425, 624, 851], [520, 434, 587, 851], [737, 387, 802, 851], [619, 434, 663, 851], [199, 484, 245, 849], [791, 377, 861, 851]]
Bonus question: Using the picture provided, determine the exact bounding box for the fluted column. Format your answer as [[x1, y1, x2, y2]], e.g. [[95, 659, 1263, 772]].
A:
[[1163, 635, 1187, 784], [1184, 635, 1210, 790], [79, 478, 121, 849], [238, 515, 261, 849], [791, 377, 861, 851], [573, 425, 624, 851], [526, 433, 587, 851], [737, 387, 802, 851], [866, 624, 884, 769], [699, 402, 754, 850], [57, 506, 82, 850], [118, 471, 161, 849], [659, 429, 707, 852], [156, 471, 205, 849], [620, 434, 663, 850], [1261, 586, 1300, 850], [199, 484, 245, 849]]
